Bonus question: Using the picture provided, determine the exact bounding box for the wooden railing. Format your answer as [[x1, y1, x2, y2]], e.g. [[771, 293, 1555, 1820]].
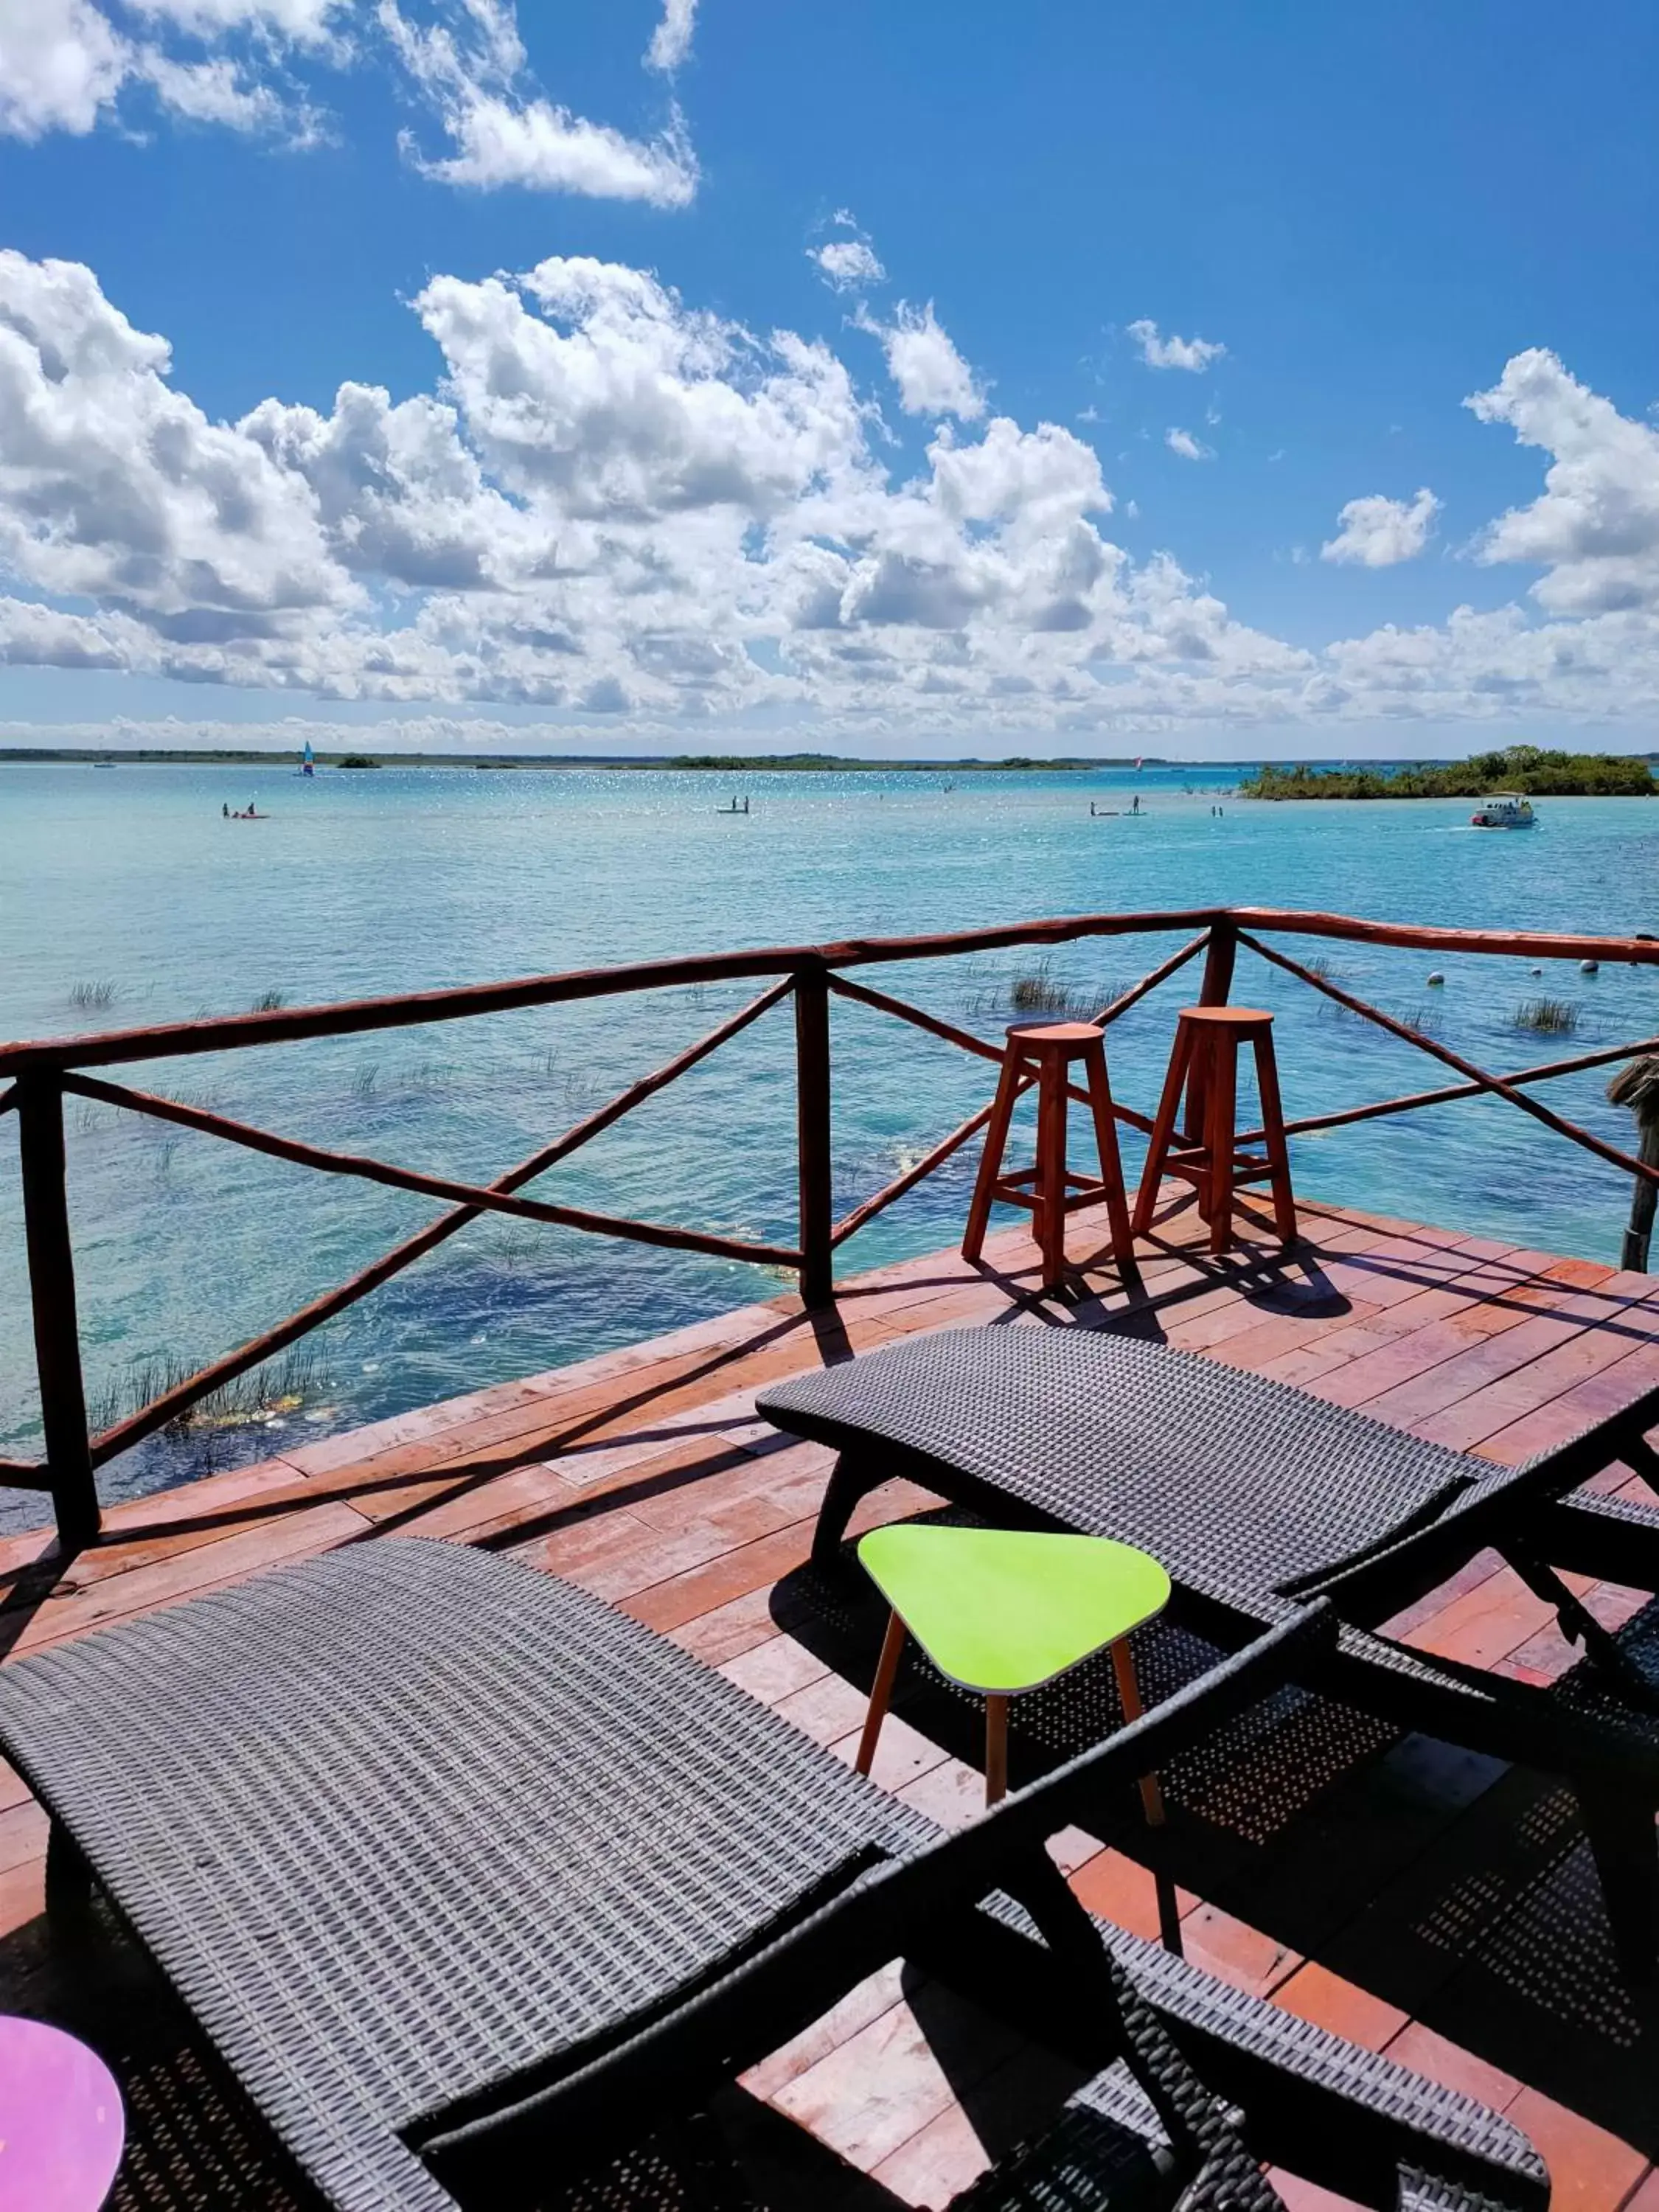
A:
[[4, 905, 1658, 1549]]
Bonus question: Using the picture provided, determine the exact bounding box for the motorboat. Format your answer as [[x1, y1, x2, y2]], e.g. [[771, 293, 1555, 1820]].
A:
[[1470, 793, 1535, 828]]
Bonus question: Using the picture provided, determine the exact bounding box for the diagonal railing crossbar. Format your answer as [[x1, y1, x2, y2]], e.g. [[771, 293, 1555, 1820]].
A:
[[10, 905, 1659, 1547], [1237, 931, 1659, 1189], [69, 975, 796, 1472], [1236, 1030, 1659, 1150], [65, 1074, 804, 1268], [821, 931, 1214, 1244]]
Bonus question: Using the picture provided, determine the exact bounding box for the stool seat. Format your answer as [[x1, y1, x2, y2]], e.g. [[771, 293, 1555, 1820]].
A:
[[853, 1523, 1169, 1812], [962, 1020, 1134, 1289], [1174, 1005, 1275, 1029], [1134, 1004, 1296, 1253], [1004, 1020, 1109, 1048]]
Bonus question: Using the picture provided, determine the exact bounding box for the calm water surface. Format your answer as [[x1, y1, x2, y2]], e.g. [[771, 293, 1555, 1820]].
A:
[[1, 760, 1655, 1523]]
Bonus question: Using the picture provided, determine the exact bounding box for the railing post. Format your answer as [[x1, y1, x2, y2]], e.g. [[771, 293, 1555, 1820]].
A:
[[1184, 921, 1237, 1142], [16, 1076, 99, 1550], [794, 962, 835, 1307], [1608, 1056, 1659, 1272]]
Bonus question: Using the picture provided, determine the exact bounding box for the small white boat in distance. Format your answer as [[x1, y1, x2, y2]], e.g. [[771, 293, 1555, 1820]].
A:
[[1470, 793, 1536, 829]]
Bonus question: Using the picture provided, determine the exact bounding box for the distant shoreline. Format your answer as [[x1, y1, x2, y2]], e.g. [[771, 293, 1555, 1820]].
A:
[[0, 747, 1186, 771]]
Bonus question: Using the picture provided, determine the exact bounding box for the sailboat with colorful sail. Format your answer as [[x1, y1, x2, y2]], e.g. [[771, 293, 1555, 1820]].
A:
[[301, 740, 315, 777]]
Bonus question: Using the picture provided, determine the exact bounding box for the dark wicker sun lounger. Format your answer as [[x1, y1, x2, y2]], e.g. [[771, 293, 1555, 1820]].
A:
[[758, 1325, 1659, 1978], [0, 1540, 1543, 2212]]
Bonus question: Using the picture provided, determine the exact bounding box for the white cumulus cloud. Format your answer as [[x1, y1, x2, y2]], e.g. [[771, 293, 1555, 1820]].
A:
[[812, 238, 886, 294], [1322, 487, 1440, 567], [0, 0, 336, 141], [1165, 427, 1213, 461], [0, 0, 700, 196], [380, 0, 697, 201], [0, 255, 1656, 738], [644, 0, 695, 72], [1129, 319, 1225, 372], [0, 0, 128, 139], [865, 301, 983, 420], [1467, 348, 1659, 613], [0, 251, 348, 636]]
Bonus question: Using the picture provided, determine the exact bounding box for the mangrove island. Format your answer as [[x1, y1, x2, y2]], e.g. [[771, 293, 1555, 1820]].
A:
[[1241, 745, 1657, 800]]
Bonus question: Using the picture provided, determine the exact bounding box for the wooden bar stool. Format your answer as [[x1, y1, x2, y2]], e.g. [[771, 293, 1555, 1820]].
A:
[[962, 1020, 1134, 1287], [1133, 1006, 1296, 1253]]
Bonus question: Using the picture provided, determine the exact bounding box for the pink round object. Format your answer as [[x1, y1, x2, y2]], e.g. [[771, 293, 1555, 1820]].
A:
[[0, 2016, 124, 2211]]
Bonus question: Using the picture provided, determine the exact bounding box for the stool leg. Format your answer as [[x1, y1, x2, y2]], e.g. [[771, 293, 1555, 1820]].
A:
[[1035, 1050, 1068, 1285], [1110, 1639, 1166, 1827], [1203, 1027, 1237, 1253], [984, 1693, 1009, 1806], [1082, 1040, 1135, 1265], [1253, 1034, 1298, 1247], [963, 1054, 1024, 1262], [1133, 1023, 1194, 1237], [856, 1611, 908, 1777]]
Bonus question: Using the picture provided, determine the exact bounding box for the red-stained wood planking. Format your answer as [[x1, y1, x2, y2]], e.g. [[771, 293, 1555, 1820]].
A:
[[1, 1186, 1657, 2211]]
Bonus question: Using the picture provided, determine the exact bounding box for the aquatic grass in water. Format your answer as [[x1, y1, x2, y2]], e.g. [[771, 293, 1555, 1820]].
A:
[[251, 987, 287, 1012], [86, 1343, 331, 1440], [974, 960, 1130, 1024], [1009, 967, 1071, 1015], [69, 978, 117, 1009], [1514, 997, 1581, 1034]]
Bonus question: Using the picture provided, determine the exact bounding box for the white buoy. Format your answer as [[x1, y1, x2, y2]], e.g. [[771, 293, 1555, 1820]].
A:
[[1427, 972, 1444, 987], [1581, 959, 1599, 975]]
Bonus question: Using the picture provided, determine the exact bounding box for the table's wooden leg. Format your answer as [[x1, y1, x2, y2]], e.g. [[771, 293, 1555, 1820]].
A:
[[856, 1611, 908, 1778], [984, 1694, 1009, 1806], [1111, 1638, 1166, 1826]]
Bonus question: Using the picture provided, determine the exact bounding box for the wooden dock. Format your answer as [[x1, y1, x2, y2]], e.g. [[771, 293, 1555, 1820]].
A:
[[4, 1183, 1659, 2212]]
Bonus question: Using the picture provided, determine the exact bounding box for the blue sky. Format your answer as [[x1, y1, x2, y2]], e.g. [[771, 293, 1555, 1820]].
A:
[[0, 0, 1656, 756]]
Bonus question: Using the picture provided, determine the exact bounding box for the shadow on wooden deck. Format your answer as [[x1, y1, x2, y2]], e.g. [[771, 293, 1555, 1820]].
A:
[[3, 1188, 1658, 2208]]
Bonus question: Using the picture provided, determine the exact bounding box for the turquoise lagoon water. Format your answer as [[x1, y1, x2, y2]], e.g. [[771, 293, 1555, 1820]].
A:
[[1, 759, 1656, 1524]]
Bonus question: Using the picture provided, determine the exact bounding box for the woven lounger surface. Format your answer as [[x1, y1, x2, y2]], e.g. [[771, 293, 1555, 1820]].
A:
[[0, 1539, 929, 2212], [0, 1537, 1545, 2212], [757, 1327, 1506, 1615]]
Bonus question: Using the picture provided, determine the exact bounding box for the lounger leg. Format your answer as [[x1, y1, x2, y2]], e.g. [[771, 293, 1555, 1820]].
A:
[[1577, 1774, 1659, 1983], [856, 1611, 907, 1778], [985, 1694, 1010, 1806], [1111, 1638, 1166, 1826], [46, 1820, 100, 1952], [811, 1450, 880, 1570], [46, 1820, 92, 1907]]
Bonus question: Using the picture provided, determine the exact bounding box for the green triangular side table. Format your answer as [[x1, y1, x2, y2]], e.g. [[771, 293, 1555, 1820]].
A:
[[855, 1523, 1172, 1812]]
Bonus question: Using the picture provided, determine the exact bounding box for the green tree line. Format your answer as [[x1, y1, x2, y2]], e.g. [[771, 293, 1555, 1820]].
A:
[[1241, 746, 1655, 800]]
